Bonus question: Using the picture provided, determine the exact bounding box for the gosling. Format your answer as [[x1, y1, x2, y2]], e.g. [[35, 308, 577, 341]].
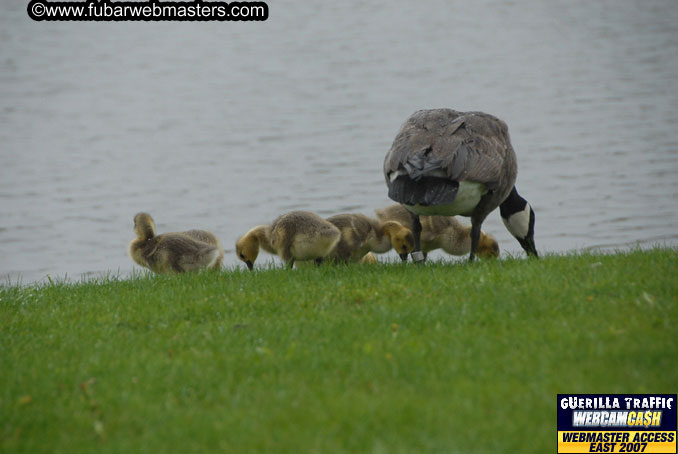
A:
[[236, 210, 341, 270], [128, 212, 223, 273], [326, 213, 414, 263], [375, 204, 499, 259]]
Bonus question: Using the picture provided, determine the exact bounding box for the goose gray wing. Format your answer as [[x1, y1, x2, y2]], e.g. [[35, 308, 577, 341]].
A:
[[384, 109, 516, 191]]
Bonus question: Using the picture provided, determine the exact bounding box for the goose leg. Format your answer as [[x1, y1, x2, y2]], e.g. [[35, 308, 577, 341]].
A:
[[315, 257, 323, 266], [409, 211, 425, 263]]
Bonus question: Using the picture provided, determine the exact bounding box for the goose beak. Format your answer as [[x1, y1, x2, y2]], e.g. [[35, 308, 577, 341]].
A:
[[519, 237, 538, 258], [246, 260, 254, 270], [399, 253, 409, 262]]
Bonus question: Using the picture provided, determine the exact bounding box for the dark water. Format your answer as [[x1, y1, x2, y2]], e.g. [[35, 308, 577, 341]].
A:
[[1, 0, 677, 283]]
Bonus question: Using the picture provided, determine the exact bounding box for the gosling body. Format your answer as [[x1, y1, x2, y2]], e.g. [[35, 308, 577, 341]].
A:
[[183, 230, 224, 266], [236, 211, 341, 269], [326, 213, 414, 263], [375, 204, 499, 259], [127, 213, 223, 273]]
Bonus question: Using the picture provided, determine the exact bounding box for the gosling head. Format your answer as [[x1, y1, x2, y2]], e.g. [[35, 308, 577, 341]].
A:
[[133, 212, 156, 241], [235, 233, 259, 271], [390, 226, 415, 262], [476, 233, 500, 259]]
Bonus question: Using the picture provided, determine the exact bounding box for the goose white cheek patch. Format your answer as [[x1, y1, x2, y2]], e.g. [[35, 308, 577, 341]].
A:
[[502, 205, 531, 240]]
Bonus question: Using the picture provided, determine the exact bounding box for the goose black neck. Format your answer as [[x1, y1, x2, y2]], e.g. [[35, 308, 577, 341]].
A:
[[500, 186, 538, 257], [499, 186, 528, 220]]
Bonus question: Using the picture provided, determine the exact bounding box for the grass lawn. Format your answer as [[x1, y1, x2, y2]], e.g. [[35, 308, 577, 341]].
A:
[[1, 249, 677, 453]]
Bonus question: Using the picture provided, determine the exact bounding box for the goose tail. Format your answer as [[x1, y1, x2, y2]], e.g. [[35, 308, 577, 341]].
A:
[[388, 175, 459, 207]]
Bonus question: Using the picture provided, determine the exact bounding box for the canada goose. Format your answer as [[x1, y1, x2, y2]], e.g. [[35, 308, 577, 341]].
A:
[[127, 212, 223, 273], [326, 213, 414, 263], [236, 211, 341, 270], [375, 204, 499, 259], [383, 109, 538, 262]]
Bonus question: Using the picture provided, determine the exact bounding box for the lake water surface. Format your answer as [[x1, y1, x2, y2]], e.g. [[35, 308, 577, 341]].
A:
[[1, 0, 677, 283]]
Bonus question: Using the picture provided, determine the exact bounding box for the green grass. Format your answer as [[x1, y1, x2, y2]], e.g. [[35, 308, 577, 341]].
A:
[[1, 249, 677, 453]]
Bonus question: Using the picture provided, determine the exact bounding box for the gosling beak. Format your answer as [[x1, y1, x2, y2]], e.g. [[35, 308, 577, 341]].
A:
[[246, 260, 254, 270], [399, 253, 409, 262]]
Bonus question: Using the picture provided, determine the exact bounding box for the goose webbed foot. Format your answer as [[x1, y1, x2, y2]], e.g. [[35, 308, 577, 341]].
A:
[[411, 251, 426, 263]]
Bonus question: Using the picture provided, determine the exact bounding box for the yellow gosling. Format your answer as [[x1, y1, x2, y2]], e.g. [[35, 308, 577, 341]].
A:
[[326, 213, 414, 263], [235, 225, 274, 270], [127, 212, 223, 273], [375, 204, 499, 259], [236, 211, 340, 270]]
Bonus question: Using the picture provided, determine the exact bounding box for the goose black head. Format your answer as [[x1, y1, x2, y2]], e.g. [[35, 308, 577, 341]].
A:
[[499, 187, 538, 258]]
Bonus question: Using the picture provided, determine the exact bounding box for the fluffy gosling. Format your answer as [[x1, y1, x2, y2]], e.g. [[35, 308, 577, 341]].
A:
[[375, 204, 499, 259], [236, 210, 341, 270], [128, 212, 223, 273], [326, 213, 414, 263]]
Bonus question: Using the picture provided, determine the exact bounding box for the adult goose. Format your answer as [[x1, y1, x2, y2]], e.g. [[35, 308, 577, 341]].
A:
[[383, 109, 538, 262]]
